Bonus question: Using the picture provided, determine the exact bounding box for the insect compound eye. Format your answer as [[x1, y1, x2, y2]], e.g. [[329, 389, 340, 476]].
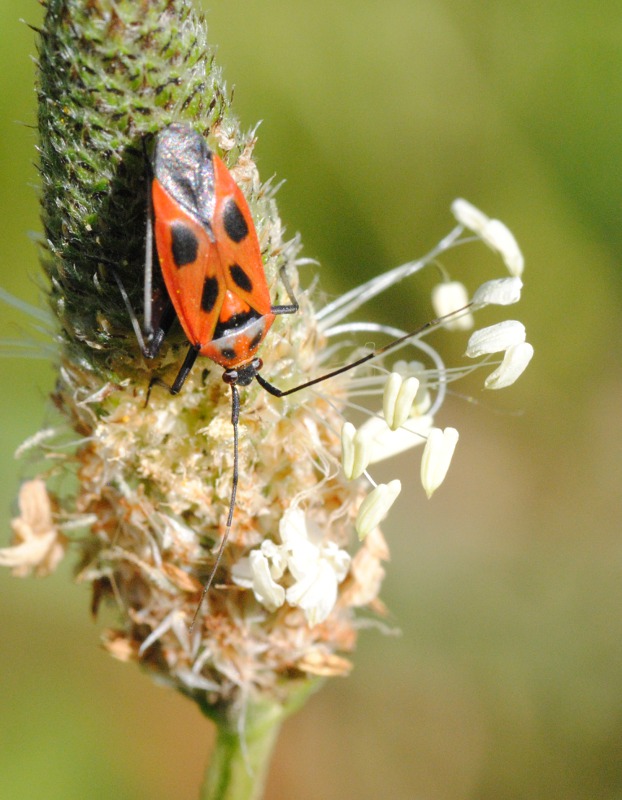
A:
[[223, 370, 238, 385], [252, 358, 263, 372]]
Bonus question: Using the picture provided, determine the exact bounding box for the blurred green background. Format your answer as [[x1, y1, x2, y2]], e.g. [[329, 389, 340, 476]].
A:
[[1, 1, 621, 798]]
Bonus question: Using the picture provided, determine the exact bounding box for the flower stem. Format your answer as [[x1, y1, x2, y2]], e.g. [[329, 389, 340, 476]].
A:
[[201, 710, 281, 800], [200, 682, 321, 800]]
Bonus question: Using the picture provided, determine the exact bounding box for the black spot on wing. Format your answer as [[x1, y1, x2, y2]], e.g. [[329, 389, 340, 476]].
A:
[[220, 347, 237, 361], [171, 221, 199, 267], [249, 329, 263, 352], [223, 199, 249, 243], [213, 312, 254, 339], [229, 263, 253, 293], [201, 276, 220, 313]]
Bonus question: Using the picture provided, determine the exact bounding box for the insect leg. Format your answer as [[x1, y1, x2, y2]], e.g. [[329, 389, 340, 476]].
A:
[[142, 301, 176, 359], [141, 132, 180, 360], [145, 342, 200, 405], [112, 263, 177, 360], [112, 138, 176, 360], [169, 344, 201, 394], [270, 265, 299, 316], [144, 178, 154, 339], [110, 267, 150, 354]]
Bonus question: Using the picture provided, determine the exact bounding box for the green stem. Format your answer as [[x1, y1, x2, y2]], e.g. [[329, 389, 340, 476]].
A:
[[201, 709, 282, 800], [200, 682, 322, 800]]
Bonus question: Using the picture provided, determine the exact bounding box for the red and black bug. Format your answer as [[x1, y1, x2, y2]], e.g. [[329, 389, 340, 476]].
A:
[[115, 123, 467, 624], [123, 124, 300, 618]]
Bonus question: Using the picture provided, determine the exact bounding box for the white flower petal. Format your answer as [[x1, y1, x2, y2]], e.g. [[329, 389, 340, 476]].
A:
[[230, 556, 253, 588], [278, 506, 308, 545], [249, 550, 285, 612], [259, 539, 288, 579], [357, 414, 433, 464], [267, 506, 351, 623], [482, 219, 524, 277], [286, 560, 339, 626], [355, 480, 402, 540], [420, 427, 459, 498], [285, 537, 319, 581], [465, 320, 526, 358], [451, 198, 490, 235], [321, 541, 352, 582], [484, 342, 534, 389], [471, 277, 523, 308], [431, 281, 473, 330]]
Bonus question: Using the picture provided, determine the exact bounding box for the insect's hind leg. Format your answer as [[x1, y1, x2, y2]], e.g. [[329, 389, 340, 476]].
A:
[[142, 300, 177, 359], [111, 135, 175, 361], [270, 266, 299, 316], [111, 266, 176, 360]]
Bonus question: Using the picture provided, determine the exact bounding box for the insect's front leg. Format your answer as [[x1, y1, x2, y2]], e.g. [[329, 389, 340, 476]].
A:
[[145, 343, 201, 406]]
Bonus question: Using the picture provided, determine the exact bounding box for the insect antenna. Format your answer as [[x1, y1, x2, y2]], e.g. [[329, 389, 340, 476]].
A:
[[255, 304, 474, 399], [189, 383, 240, 632]]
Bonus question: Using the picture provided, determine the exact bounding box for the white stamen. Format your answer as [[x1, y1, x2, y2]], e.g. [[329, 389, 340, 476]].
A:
[[382, 373, 421, 431], [391, 360, 432, 415], [420, 427, 459, 499], [431, 281, 473, 330], [471, 277, 523, 308], [481, 219, 524, 277], [341, 422, 371, 480], [355, 480, 402, 540], [450, 200, 524, 277], [484, 342, 534, 389], [465, 320, 526, 358], [451, 198, 490, 235]]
